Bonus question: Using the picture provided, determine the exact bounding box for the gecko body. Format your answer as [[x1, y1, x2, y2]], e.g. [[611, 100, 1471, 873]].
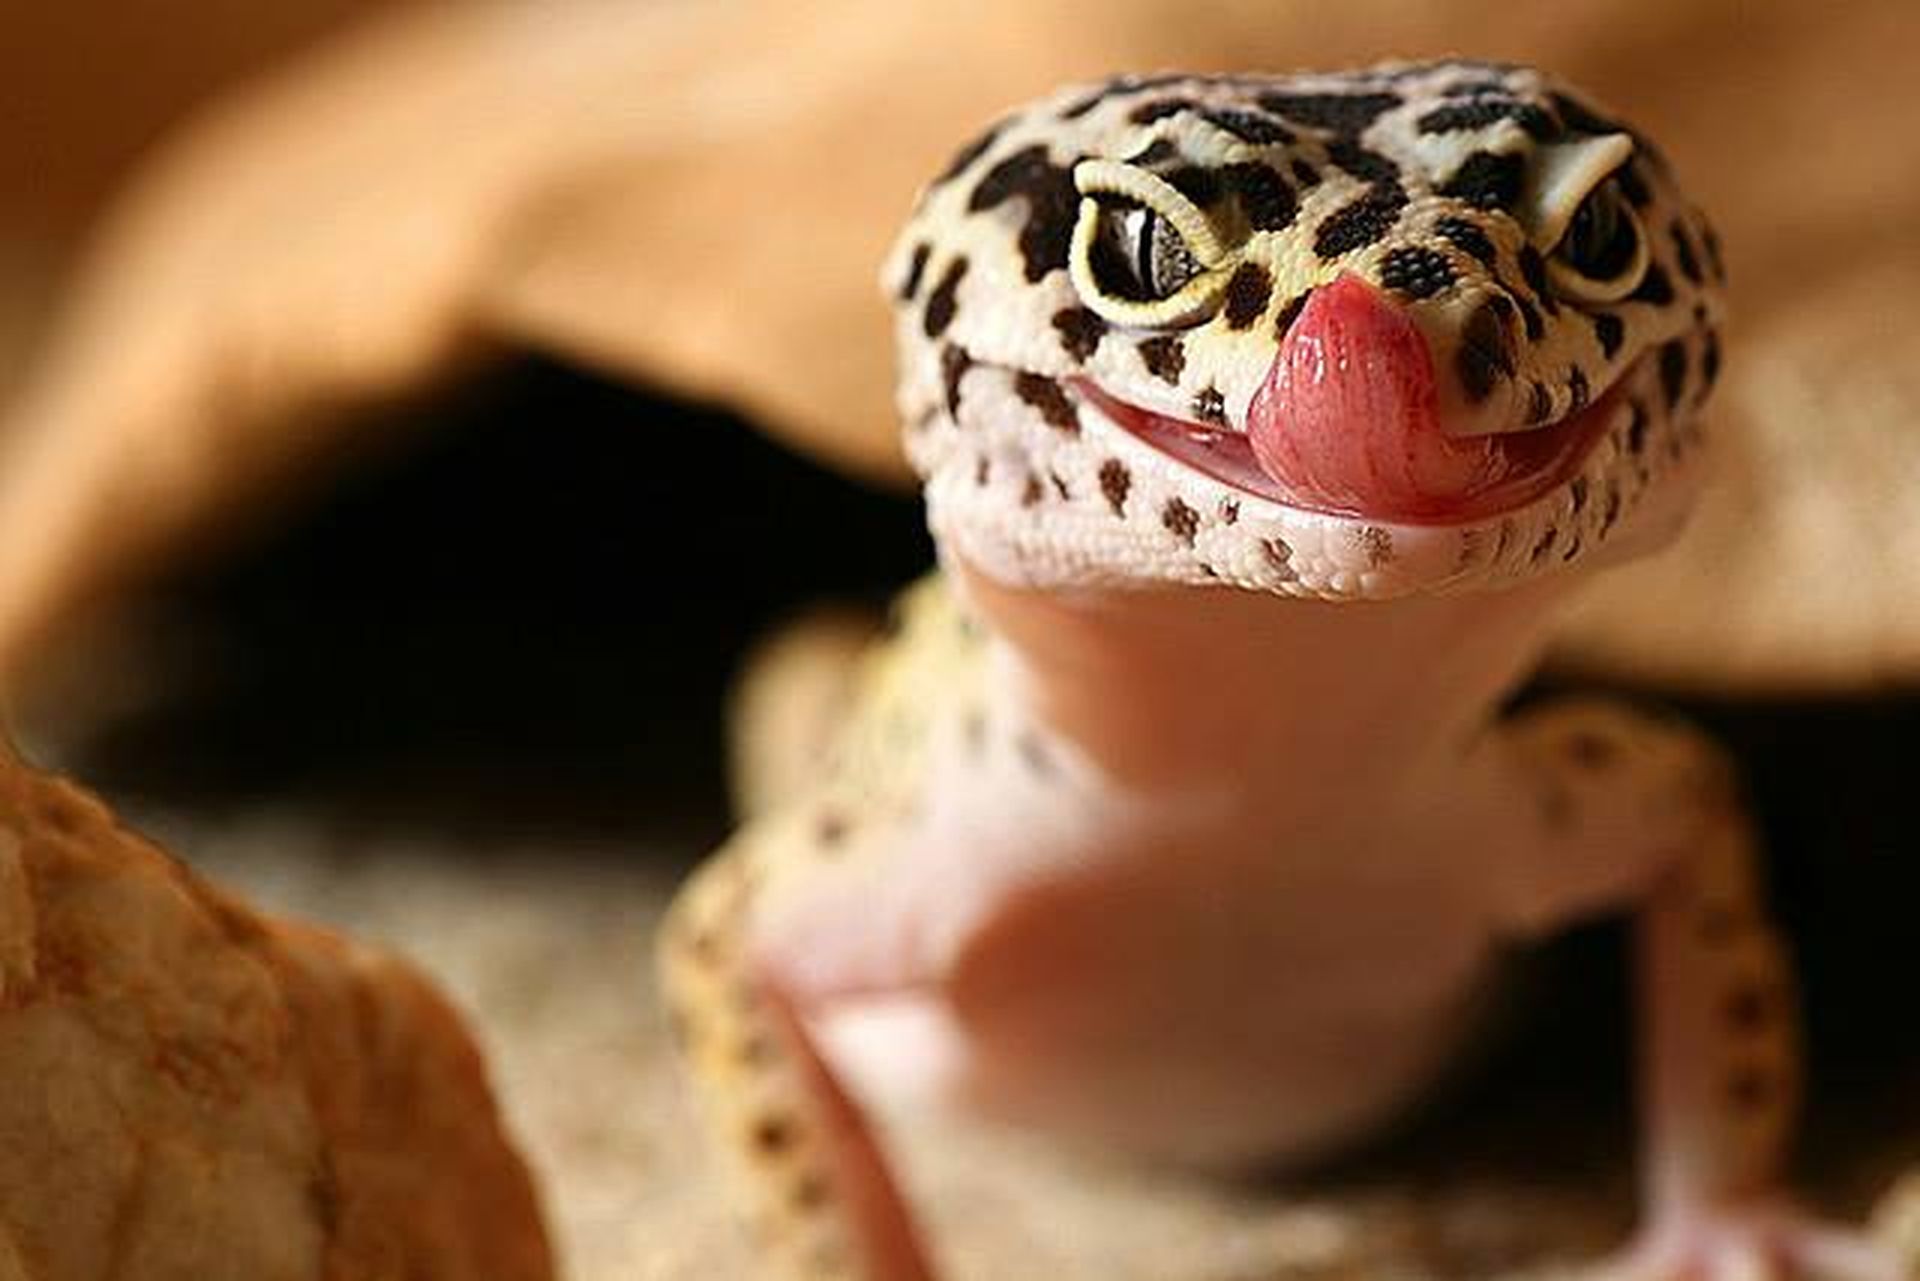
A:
[[662, 60, 1911, 1280]]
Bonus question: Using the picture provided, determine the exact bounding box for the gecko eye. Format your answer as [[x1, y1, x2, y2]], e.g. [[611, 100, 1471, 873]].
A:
[[1547, 180, 1648, 304], [1069, 159, 1232, 329], [1088, 201, 1204, 302]]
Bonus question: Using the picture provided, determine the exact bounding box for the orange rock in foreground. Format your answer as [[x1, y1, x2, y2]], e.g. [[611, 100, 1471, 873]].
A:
[[0, 744, 553, 1281]]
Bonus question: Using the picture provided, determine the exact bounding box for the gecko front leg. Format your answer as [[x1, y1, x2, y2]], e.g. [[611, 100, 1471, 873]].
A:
[[1497, 701, 1914, 1281], [658, 811, 935, 1281]]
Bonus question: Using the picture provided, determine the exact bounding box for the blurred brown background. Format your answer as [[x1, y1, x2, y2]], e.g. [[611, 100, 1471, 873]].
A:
[[0, 1, 391, 384], [3, 3, 1919, 1278]]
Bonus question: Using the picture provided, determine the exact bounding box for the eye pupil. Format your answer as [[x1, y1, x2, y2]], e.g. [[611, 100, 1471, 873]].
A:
[[1086, 199, 1201, 303], [1560, 185, 1636, 281], [1132, 209, 1160, 293]]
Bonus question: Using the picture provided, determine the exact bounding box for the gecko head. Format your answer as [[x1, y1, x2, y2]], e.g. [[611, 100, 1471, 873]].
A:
[[886, 60, 1726, 601]]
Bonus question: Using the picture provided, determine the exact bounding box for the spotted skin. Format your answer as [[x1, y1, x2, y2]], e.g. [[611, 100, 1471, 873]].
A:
[[661, 60, 1913, 1281]]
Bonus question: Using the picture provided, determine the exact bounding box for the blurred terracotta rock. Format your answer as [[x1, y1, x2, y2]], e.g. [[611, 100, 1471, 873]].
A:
[[0, 744, 552, 1281], [0, 0, 1917, 691], [0, 0, 393, 402]]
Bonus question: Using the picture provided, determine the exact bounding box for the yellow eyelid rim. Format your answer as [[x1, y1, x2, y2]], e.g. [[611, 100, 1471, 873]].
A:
[[1072, 158, 1229, 266], [1068, 198, 1233, 328], [1545, 206, 1651, 304]]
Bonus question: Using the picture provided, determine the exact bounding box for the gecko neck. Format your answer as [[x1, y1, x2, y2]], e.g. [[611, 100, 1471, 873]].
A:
[[957, 562, 1588, 801]]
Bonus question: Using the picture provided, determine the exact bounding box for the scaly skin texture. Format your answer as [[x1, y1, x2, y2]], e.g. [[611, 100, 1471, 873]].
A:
[[660, 61, 1915, 1279]]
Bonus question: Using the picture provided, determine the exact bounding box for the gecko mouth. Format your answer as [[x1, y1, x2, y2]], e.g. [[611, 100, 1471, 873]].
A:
[[1074, 378, 1622, 526], [1073, 277, 1631, 525]]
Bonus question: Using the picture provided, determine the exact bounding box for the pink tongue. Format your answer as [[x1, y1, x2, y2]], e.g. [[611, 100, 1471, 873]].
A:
[[1248, 275, 1512, 521]]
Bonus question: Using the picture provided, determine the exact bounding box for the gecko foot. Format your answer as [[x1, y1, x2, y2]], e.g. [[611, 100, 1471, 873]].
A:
[[1567, 1202, 1917, 1281]]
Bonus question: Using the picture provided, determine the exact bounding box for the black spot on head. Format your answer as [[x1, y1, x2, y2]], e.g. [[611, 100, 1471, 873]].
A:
[[1701, 329, 1722, 392], [1136, 335, 1185, 385], [1218, 498, 1240, 525], [1098, 459, 1132, 515], [1273, 291, 1312, 343], [923, 257, 968, 338], [897, 243, 932, 301], [1059, 73, 1191, 120], [1527, 380, 1555, 424], [1257, 90, 1402, 134], [1434, 216, 1498, 266], [1021, 474, 1045, 508], [1221, 161, 1297, 232], [1052, 307, 1107, 363], [1416, 98, 1560, 141], [1513, 291, 1545, 342], [1591, 312, 1626, 359], [1549, 91, 1625, 138], [1290, 159, 1322, 188], [941, 344, 972, 417], [968, 145, 1080, 282], [1615, 161, 1652, 209], [1629, 261, 1675, 307], [1626, 400, 1651, 454], [1199, 108, 1294, 146], [1378, 245, 1457, 300], [1671, 221, 1704, 286], [1516, 245, 1560, 315], [1161, 498, 1200, 546], [974, 455, 991, 486], [1327, 140, 1400, 184], [1659, 340, 1689, 410], [1162, 165, 1224, 206], [1313, 183, 1409, 259], [1128, 97, 1198, 125], [1191, 387, 1227, 425], [1457, 298, 1517, 403], [1014, 371, 1081, 434], [935, 120, 1007, 185], [1567, 365, 1591, 412], [1439, 150, 1526, 212], [1222, 261, 1274, 329]]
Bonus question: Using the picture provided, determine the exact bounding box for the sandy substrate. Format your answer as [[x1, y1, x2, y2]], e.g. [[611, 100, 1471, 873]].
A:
[[143, 807, 1916, 1281]]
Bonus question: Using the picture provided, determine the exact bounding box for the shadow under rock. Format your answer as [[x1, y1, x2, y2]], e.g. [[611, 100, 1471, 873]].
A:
[[52, 356, 931, 848]]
